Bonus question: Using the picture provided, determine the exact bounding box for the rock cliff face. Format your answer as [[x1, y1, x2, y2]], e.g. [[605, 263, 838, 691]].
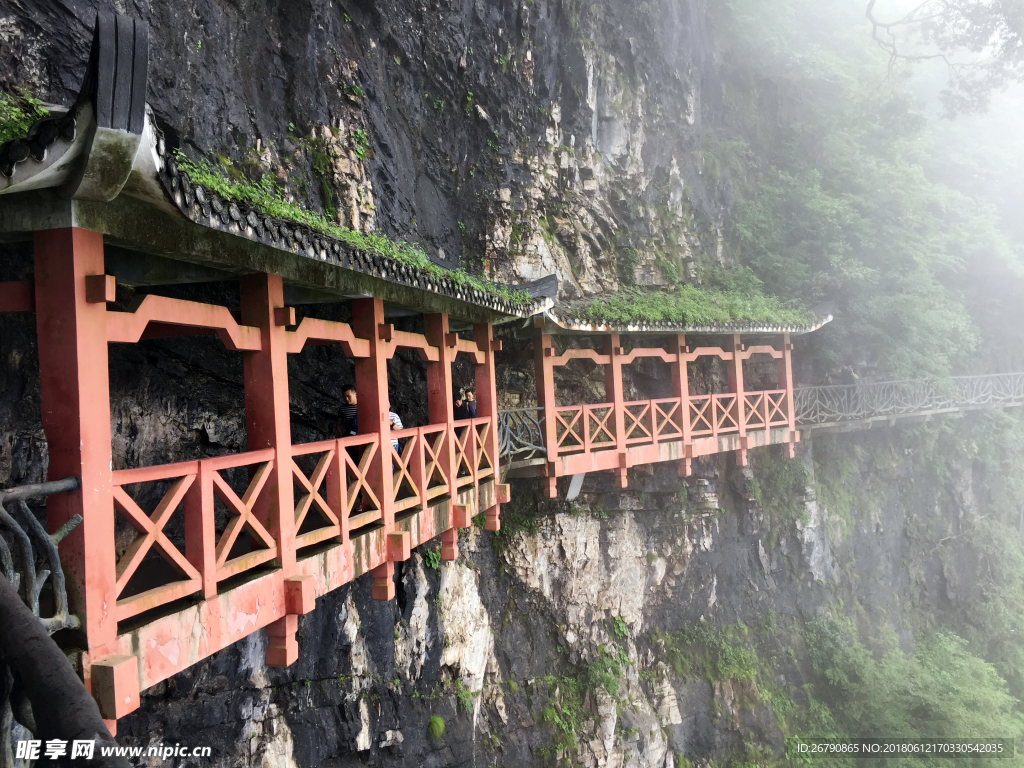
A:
[[3, 0, 725, 296], [1, 1, 1016, 767]]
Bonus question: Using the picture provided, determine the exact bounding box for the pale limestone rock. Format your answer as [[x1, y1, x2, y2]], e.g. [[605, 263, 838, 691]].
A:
[[379, 730, 404, 748], [439, 561, 494, 696], [355, 699, 371, 751], [655, 669, 683, 726], [394, 554, 431, 682]]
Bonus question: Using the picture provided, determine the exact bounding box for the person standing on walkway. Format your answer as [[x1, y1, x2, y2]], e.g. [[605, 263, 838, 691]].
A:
[[337, 384, 359, 437], [453, 387, 470, 421], [464, 386, 477, 419]]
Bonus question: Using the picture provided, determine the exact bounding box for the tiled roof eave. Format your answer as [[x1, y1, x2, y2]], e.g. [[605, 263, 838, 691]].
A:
[[158, 154, 545, 320], [544, 309, 833, 336]]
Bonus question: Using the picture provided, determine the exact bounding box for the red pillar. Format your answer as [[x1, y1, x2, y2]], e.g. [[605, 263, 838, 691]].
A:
[[671, 333, 691, 476], [240, 275, 300, 666], [424, 313, 457, 518], [728, 334, 748, 466], [534, 327, 558, 498], [33, 228, 119, 684], [474, 322, 502, 531], [778, 333, 797, 458], [240, 274, 296, 572], [351, 298, 396, 600], [603, 333, 627, 489]]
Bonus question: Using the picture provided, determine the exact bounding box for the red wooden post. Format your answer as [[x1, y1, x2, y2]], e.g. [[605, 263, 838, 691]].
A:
[[728, 334, 748, 466], [184, 462, 217, 599], [779, 333, 797, 458], [474, 322, 502, 531], [240, 274, 296, 573], [671, 333, 692, 476], [423, 313, 457, 518], [33, 228, 123, 699], [603, 333, 627, 489], [534, 325, 558, 499], [352, 298, 396, 600], [440, 528, 459, 561], [240, 274, 301, 667]]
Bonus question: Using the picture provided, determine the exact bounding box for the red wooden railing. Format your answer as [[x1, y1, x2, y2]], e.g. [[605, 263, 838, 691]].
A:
[[110, 419, 496, 627], [531, 331, 797, 497], [548, 391, 791, 459], [20, 234, 511, 727]]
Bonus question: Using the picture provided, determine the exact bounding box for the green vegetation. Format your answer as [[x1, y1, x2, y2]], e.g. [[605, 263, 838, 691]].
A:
[[349, 128, 369, 160], [0, 88, 48, 146], [714, 0, 1024, 377], [453, 679, 474, 712], [568, 267, 814, 326], [653, 623, 757, 684], [172, 149, 530, 305], [424, 548, 441, 570], [342, 83, 365, 100], [800, 618, 1024, 767], [427, 715, 445, 739], [463, 91, 474, 116], [748, 447, 810, 529]]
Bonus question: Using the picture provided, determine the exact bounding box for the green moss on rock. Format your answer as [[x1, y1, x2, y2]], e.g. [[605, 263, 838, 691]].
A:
[[0, 88, 48, 146]]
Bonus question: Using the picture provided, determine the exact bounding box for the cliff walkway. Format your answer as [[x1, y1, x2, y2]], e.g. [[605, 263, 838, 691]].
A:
[[499, 373, 1024, 474], [0, 9, 994, 741]]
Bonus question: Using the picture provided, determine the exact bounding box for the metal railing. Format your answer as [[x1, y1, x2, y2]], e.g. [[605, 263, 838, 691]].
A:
[[793, 373, 1024, 425]]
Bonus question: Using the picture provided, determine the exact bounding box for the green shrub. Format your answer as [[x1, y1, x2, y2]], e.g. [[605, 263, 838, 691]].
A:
[[0, 88, 48, 146], [427, 715, 445, 739], [424, 548, 441, 570]]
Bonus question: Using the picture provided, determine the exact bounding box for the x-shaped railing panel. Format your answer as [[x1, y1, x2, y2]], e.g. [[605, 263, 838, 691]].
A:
[[767, 391, 788, 425], [422, 426, 449, 499], [211, 461, 278, 580], [474, 418, 494, 478], [292, 442, 341, 550], [624, 402, 653, 445], [112, 476, 201, 621], [391, 429, 421, 513], [453, 420, 477, 487], [554, 407, 584, 453], [714, 395, 739, 432], [744, 393, 766, 429], [339, 434, 382, 533], [585, 405, 616, 451], [689, 397, 714, 436], [653, 399, 683, 439]]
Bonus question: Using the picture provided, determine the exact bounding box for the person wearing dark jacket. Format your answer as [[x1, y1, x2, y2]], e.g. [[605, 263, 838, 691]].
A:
[[337, 385, 358, 436], [464, 387, 477, 419], [453, 388, 471, 421]]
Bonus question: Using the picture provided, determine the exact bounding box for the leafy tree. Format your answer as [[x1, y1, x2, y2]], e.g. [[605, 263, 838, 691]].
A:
[[865, 0, 1024, 115], [713, 0, 1024, 379], [804, 618, 1024, 765]]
